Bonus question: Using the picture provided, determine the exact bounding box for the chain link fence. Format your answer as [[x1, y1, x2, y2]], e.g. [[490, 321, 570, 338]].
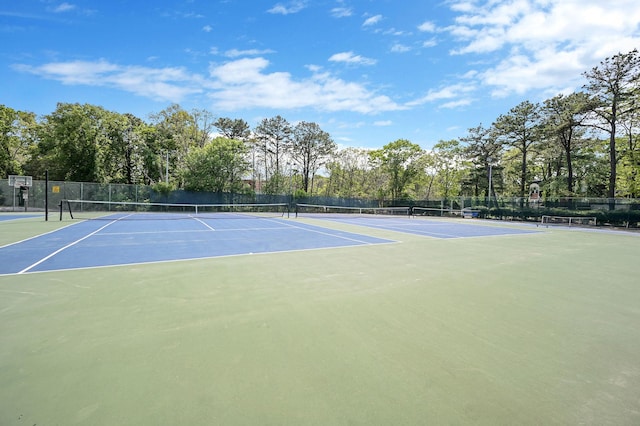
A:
[[0, 179, 290, 213], [2, 179, 638, 227]]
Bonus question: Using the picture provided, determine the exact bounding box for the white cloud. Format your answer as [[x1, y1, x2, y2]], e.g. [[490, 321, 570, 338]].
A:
[[480, 47, 588, 98], [406, 83, 476, 107], [13, 60, 202, 102], [362, 14, 382, 27], [225, 48, 276, 58], [329, 51, 377, 66], [53, 3, 76, 13], [422, 39, 437, 48], [391, 43, 411, 53], [331, 7, 352, 18], [207, 58, 403, 113], [445, 0, 640, 97], [418, 21, 436, 32], [202, 25, 212, 32], [383, 28, 408, 36], [14, 57, 404, 114], [374, 120, 392, 126], [440, 99, 473, 109], [267, 1, 307, 15]]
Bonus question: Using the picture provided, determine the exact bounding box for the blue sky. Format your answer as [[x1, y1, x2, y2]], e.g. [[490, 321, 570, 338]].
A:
[[2, 0, 640, 149]]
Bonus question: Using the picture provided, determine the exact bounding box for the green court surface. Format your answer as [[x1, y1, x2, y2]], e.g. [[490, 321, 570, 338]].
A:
[[1, 217, 639, 425]]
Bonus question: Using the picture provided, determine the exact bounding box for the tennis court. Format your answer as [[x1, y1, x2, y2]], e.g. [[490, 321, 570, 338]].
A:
[[0, 205, 539, 275], [1, 209, 639, 425], [0, 214, 41, 222], [0, 214, 395, 275], [297, 213, 541, 239]]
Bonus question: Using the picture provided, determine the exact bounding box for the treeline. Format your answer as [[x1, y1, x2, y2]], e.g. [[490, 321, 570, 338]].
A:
[[2, 50, 639, 200]]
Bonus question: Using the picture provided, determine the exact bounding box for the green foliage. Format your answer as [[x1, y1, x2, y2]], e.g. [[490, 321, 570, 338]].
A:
[[291, 121, 336, 193], [540, 92, 595, 195], [618, 153, 640, 197], [1, 105, 37, 177], [429, 140, 467, 199], [214, 117, 251, 140], [254, 115, 292, 193], [152, 181, 176, 195], [493, 100, 542, 198], [480, 205, 640, 227], [262, 172, 288, 195], [181, 137, 250, 193], [293, 188, 307, 199], [370, 139, 424, 201], [460, 124, 503, 198], [322, 148, 379, 198], [34, 103, 108, 181], [583, 49, 640, 198]]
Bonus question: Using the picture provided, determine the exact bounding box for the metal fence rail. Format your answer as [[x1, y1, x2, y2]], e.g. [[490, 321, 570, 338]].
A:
[[1, 179, 639, 227]]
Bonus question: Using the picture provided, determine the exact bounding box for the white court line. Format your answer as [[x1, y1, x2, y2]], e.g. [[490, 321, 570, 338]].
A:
[[17, 220, 120, 274], [0, 222, 79, 249], [266, 218, 395, 244], [190, 216, 216, 231], [5, 217, 391, 276], [99, 226, 293, 236], [2, 240, 400, 277]]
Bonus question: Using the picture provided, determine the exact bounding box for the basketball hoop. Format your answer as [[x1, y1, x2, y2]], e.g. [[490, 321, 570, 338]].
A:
[[7, 175, 32, 212], [8, 175, 33, 188]]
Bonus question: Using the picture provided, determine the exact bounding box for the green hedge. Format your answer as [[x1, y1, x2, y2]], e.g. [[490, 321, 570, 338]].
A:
[[475, 206, 640, 228]]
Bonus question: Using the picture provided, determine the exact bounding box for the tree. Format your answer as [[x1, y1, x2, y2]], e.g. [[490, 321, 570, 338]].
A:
[[182, 137, 250, 193], [34, 103, 115, 182], [540, 92, 594, 195], [370, 139, 423, 201], [618, 105, 640, 197], [254, 116, 292, 194], [460, 124, 503, 198], [214, 117, 251, 140], [103, 113, 150, 185], [215, 117, 256, 189], [325, 147, 374, 198], [0, 105, 37, 177], [290, 121, 336, 194], [430, 140, 466, 199], [493, 101, 542, 198], [190, 108, 216, 148], [149, 104, 201, 186], [583, 49, 640, 199]]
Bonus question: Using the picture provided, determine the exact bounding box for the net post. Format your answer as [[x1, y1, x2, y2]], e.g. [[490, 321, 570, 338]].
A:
[[45, 170, 49, 221], [59, 199, 73, 220]]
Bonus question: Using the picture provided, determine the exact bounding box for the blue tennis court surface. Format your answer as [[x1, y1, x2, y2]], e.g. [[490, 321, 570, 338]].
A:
[[0, 214, 41, 221], [0, 217, 394, 275], [302, 215, 540, 239]]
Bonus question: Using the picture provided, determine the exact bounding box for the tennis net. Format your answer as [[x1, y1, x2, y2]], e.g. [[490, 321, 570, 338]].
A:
[[540, 215, 597, 227], [295, 203, 411, 218], [411, 206, 464, 217], [60, 199, 289, 220]]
